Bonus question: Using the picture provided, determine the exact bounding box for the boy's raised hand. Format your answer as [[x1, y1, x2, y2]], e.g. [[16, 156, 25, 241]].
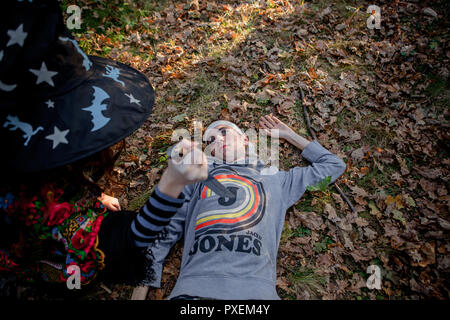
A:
[[259, 114, 295, 140]]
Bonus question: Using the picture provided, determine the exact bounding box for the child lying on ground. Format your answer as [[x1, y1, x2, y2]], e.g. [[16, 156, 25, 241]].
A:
[[133, 114, 346, 299]]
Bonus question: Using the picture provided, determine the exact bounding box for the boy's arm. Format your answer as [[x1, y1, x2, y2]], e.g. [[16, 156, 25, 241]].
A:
[[283, 129, 311, 151], [278, 140, 346, 209], [260, 115, 346, 209]]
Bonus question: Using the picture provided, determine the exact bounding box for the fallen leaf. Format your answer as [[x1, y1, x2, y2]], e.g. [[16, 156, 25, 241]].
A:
[[368, 201, 382, 218], [299, 212, 324, 231], [324, 203, 340, 223], [392, 209, 406, 227]]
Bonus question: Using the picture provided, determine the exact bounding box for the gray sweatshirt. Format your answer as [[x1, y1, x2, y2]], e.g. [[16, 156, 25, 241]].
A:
[[143, 140, 346, 299]]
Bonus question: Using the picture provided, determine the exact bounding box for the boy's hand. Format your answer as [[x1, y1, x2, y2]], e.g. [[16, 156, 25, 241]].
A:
[[158, 139, 209, 198], [259, 114, 295, 140], [259, 114, 311, 150]]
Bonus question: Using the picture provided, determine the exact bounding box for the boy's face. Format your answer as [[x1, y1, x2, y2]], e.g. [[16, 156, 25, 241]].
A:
[[206, 125, 248, 162]]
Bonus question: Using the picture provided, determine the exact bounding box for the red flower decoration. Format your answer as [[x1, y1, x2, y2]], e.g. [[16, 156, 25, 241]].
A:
[[80, 260, 96, 274], [25, 202, 36, 212], [71, 229, 96, 251], [47, 202, 73, 226]]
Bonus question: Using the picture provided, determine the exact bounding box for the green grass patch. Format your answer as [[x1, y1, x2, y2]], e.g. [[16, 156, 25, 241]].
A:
[[127, 187, 155, 211], [349, 111, 395, 149], [423, 72, 450, 115], [295, 193, 316, 212], [61, 0, 166, 34], [314, 235, 334, 253], [183, 72, 230, 122], [359, 164, 401, 195], [287, 266, 326, 298], [280, 221, 293, 244], [292, 226, 312, 238], [424, 73, 450, 98]]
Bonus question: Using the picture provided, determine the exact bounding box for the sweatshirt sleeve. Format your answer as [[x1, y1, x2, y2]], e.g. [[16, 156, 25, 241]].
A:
[[278, 140, 346, 209], [131, 186, 186, 248]]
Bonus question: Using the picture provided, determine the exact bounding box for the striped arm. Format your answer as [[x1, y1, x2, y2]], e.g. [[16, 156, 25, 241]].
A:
[[131, 186, 185, 247]]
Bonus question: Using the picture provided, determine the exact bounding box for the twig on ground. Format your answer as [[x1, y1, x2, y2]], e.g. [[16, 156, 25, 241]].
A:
[[332, 182, 356, 213], [100, 283, 112, 294]]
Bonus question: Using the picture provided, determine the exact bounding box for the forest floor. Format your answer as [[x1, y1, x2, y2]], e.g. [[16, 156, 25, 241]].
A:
[[48, 0, 450, 300]]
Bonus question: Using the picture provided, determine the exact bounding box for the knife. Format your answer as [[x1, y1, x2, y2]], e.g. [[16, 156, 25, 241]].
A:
[[166, 144, 236, 199], [203, 172, 236, 199]]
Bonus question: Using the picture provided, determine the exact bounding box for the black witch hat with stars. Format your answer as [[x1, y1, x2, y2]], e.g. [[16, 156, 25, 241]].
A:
[[0, 0, 155, 172]]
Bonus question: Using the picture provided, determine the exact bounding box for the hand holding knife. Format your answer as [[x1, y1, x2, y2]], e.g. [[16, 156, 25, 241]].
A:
[[166, 141, 236, 200]]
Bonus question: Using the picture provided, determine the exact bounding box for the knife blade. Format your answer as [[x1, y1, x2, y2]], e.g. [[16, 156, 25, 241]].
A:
[[203, 172, 236, 199]]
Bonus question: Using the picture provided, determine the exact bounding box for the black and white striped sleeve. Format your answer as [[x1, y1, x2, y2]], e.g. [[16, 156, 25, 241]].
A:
[[131, 186, 186, 247]]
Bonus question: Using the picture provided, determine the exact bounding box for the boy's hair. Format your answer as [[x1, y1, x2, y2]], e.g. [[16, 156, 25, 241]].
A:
[[204, 120, 244, 138]]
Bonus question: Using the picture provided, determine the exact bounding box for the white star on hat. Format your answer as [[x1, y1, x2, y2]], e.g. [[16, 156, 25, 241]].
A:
[[45, 126, 69, 149], [125, 93, 141, 106], [7, 24, 28, 47], [45, 99, 55, 108], [29, 62, 58, 87]]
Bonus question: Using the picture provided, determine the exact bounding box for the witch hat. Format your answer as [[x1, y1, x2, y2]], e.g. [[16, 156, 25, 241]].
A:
[[0, 0, 155, 172]]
